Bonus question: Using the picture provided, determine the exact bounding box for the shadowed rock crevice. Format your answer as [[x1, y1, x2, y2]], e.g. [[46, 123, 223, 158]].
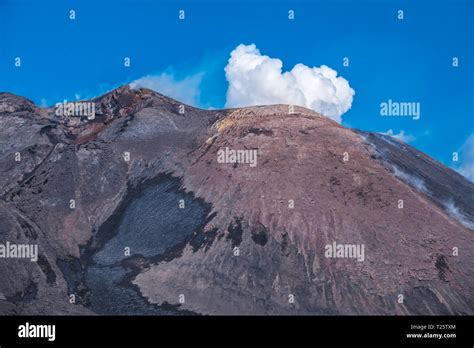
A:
[[251, 224, 268, 246], [226, 218, 243, 248]]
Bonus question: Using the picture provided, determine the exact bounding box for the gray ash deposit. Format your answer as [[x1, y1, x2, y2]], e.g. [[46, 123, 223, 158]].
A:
[[59, 174, 210, 314]]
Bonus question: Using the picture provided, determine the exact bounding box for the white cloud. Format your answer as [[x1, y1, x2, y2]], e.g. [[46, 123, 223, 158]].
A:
[[224, 44, 355, 123], [382, 129, 415, 143], [130, 72, 204, 107], [392, 165, 428, 194], [454, 133, 474, 182], [443, 199, 474, 230]]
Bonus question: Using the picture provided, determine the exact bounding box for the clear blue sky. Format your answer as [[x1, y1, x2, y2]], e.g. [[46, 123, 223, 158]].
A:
[[0, 0, 473, 171]]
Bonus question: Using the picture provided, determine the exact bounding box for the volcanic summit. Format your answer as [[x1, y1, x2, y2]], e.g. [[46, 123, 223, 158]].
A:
[[0, 86, 473, 315]]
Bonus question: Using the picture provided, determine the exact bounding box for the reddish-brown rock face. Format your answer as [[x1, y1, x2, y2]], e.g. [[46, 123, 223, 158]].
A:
[[0, 86, 472, 315]]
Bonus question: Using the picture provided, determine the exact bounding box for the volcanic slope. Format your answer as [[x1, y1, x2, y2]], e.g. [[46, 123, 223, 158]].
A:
[[0, 86, 472, 315]]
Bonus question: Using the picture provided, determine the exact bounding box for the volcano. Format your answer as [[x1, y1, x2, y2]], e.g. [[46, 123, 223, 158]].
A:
[[0, 86, 472, 315]]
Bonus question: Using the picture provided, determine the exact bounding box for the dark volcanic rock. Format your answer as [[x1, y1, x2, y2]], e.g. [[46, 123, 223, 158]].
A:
[[0, 86, 473, 315]]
